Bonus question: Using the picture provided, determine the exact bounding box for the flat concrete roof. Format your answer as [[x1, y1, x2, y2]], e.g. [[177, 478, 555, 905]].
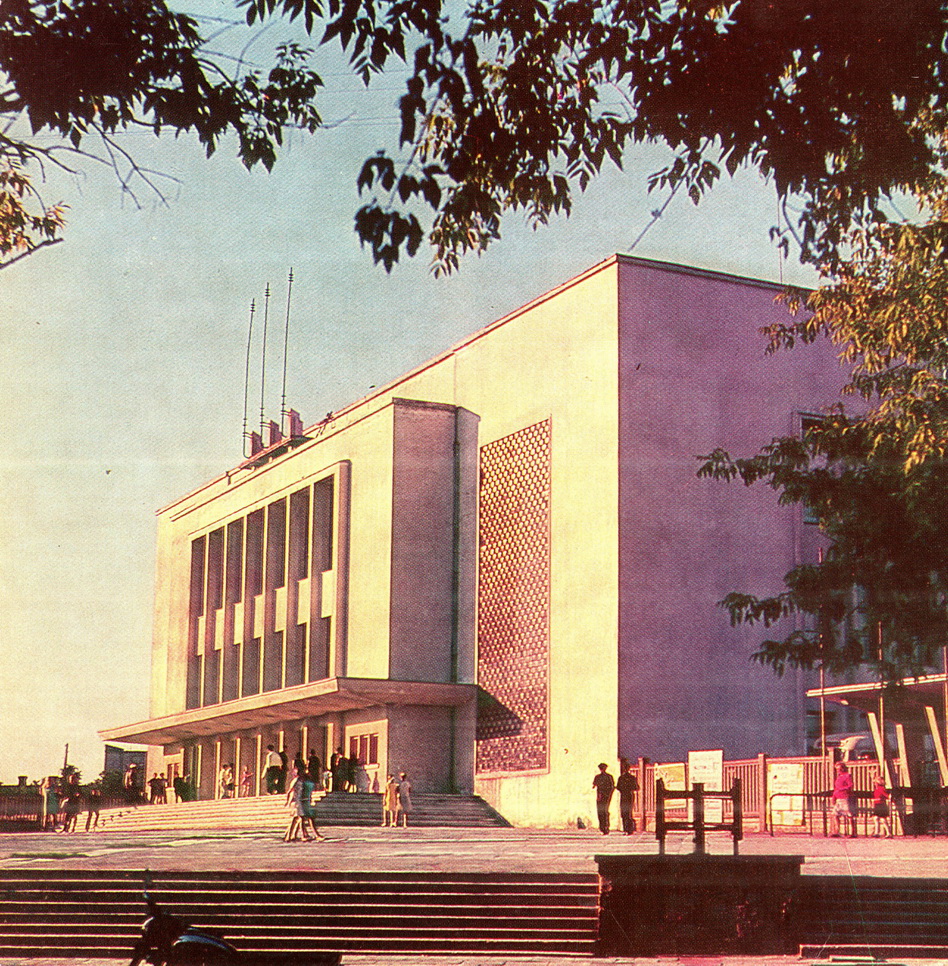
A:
[[100, 678, 477, 745], [808, 673, 948, 717]]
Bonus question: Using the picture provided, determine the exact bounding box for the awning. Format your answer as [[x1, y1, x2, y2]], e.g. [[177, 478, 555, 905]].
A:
[[807, 673, 948, 718], [100, 676, 477, 746]]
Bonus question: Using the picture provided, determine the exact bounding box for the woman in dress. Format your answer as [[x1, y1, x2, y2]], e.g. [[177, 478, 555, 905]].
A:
[[284, 764, 324, 842], [382, 775, 399, 827]]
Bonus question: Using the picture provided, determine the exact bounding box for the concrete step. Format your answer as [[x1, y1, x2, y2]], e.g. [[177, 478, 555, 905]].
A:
[[0, 870, 598, 958], [94, 793, 509, 833], [798, 875, 948, 950]]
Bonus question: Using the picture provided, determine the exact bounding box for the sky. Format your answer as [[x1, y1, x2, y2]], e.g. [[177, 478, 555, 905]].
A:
[[0, 1, 820, 784]]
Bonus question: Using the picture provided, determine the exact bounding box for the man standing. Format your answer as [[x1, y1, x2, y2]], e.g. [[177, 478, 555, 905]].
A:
[[397, 771, 413, 826], [616, 759, 639, 834], [264, 745, 282, 794], [593, 762, 615, 835]]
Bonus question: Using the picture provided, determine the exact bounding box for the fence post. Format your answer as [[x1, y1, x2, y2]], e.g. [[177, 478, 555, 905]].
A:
[[757, 752, 768, 832], [732, 778, 743, 855], [693, 782, 706, 854], [637, 757, 648, 831], [656, 778, 666, 855]]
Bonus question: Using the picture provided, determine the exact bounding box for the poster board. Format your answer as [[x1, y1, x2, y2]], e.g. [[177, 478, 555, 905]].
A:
[[688, 749, 724, 823], [767, 760, 804, 826], [654, 762, 687, 810]]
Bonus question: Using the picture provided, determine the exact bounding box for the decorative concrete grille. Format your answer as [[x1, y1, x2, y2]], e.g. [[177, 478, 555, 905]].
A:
[[476, 419, 551, 774]]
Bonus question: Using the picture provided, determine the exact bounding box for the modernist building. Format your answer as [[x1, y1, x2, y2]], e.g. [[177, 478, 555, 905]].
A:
[[103, 254, 843, 826]]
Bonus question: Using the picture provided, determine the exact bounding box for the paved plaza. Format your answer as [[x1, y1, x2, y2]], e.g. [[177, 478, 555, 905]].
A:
[[2, 824, 947, 878], [3, 826, 948, 965]]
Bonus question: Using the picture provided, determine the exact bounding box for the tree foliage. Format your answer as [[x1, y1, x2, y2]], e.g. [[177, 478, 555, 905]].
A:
[[237, 0, 948, 273], [0, 0, 325, 260], [5, 0, 948, 273], [698, 159, 948, 680], [0, 161, 65, 269]]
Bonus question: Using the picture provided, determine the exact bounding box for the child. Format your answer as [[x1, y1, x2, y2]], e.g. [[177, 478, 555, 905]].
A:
[[871, 771, 892, 838]]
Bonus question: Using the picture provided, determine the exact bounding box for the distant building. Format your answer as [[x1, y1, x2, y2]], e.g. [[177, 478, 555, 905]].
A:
[[103, 745, 146, 777], [102, 255, 843, 826]]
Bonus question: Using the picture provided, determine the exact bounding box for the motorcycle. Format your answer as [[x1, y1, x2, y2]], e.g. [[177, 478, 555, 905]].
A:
[[130, 873, 341, 966], [130, 876, 239, 965]]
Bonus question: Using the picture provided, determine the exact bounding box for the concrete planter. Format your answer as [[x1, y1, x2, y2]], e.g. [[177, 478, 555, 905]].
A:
[[595, 853, 804, 956]]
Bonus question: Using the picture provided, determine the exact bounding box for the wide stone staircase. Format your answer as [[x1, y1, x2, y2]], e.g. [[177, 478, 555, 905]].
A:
[[798, 874, 948, 958], [95, 792, 509, 834], [0, 869, 599, 959]]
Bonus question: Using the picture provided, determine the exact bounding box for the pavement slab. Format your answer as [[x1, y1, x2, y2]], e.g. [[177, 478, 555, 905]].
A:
[[4, 826, 948, 964], [2, 826, 948, 878]]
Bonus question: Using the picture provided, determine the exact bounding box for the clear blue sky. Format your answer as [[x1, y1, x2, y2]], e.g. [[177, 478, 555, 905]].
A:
[[0, 1, 819, 783]]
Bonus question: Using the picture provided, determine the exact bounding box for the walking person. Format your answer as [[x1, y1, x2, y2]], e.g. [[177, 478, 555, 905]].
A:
[[872, 770, 893, 837], [283, 765, 324, 842], [616, 759, 639, 834], [62, 773, 83, 833], [239, 765, 253, 798], [831, 761, 856, 837], [593, 762, 615, 835], [84, 781, 101, 831], [397, 771, 412, 826]]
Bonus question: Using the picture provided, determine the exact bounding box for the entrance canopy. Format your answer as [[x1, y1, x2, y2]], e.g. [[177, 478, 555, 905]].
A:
[[100, 677, 477, 746], [807, 673, 948, 718]]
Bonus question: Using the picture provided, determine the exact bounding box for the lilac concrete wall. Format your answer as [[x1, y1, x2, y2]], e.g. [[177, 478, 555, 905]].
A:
[[617, 258, 843, 761]]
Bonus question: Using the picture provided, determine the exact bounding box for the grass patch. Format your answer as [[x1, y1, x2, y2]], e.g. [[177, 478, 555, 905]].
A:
[[11, 851, 89, 859]]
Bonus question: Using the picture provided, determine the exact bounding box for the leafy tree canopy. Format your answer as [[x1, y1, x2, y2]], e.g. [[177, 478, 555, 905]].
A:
[[238, 0, 948, 272], [0, 0, 324, 265], [4, 0, 948, 272]]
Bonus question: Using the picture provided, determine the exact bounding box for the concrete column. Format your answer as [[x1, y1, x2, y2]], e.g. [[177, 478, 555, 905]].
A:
[[757, 753, 768, 832], [637, 758, 648, 831], [214, 740, 222, 799]]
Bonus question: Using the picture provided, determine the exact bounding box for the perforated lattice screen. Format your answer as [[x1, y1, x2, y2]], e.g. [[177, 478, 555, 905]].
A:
[[476, 419, 551, 774]]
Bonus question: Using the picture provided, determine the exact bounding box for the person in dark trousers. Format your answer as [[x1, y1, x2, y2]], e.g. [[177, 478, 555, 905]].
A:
[[616, 759, 639, 834], [277, 748, 289, 794], [307, 751, 322, 790], [593, 762, 615, 835], [293, 751, 306, 777], [330, 749, 343, 792], [264, 745, 281, 794], [62, 774, 83, 833], [85, 782, 101, 831]]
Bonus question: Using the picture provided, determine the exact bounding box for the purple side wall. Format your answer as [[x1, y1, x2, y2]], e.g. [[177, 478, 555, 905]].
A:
[[617, 259, 842, 761]]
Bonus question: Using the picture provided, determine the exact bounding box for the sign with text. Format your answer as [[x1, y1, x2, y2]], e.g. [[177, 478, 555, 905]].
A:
[[767, 760, 805, 826], [655, 762, 687, 810], [688, 749, 724, 823]]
